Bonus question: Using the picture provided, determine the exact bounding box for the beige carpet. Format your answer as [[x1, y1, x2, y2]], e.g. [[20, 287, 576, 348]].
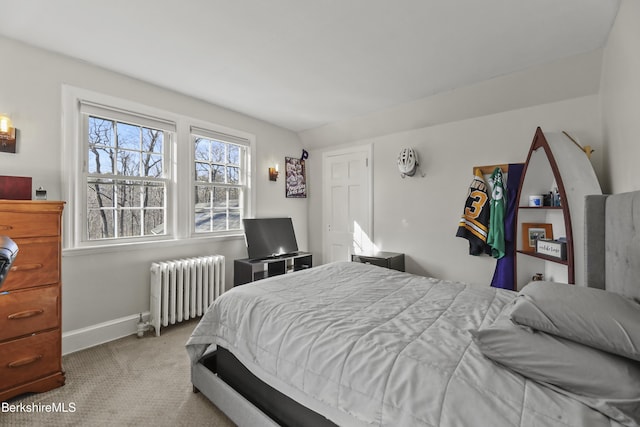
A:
[[2, 319, 235, 427]]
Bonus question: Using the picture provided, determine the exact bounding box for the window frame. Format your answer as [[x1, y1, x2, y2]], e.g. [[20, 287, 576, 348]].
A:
[[62, 85, 255, 252], [188, 124, 253, 239], [82, 112, 173, 243]]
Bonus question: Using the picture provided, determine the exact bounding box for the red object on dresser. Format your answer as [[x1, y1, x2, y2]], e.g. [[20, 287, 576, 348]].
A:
[[0, 176, 32, 200]]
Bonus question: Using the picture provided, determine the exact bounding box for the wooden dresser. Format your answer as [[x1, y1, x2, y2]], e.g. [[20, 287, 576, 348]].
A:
[[0, 201, 65, 401]]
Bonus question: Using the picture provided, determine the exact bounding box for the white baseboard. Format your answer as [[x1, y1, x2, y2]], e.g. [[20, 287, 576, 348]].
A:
[[62, 312, 151, 355]]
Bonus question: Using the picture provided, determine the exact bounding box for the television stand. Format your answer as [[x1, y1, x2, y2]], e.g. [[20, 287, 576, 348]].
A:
[[233, 252, 312, 286]]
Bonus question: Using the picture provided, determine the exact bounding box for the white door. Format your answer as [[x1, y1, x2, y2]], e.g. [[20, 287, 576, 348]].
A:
[[322, 145, 372, 263]]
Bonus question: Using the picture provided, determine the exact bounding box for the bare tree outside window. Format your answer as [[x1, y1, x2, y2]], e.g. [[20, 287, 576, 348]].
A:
[[68, 90, 254, 248], [193, 136, 244, 233], [87, 116, 167, 241]]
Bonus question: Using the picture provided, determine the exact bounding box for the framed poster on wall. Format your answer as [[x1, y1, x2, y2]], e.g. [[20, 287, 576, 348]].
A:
[[285, 157, 306, 198]]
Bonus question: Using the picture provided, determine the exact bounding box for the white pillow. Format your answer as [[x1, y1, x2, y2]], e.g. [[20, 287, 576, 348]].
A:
[[511, 281, 640, 361], [473, 304, 640, 426]]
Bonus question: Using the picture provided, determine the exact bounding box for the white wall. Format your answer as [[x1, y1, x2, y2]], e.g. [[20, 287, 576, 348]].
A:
[[0, 36, 307, 352], [300, 50, 603, 149], [303, 0, 639, 288], [307, 94, 602, 286], [601, 0, 640, 194]]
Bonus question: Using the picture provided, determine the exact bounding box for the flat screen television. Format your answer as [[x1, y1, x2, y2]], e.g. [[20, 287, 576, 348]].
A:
[[243, 217, 299, 260]]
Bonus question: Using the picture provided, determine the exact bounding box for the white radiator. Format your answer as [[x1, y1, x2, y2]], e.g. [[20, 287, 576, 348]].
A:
[[150, 255, 225, 336]]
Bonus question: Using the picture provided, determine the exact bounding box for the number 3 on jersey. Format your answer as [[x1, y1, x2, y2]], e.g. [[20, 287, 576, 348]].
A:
[[465, 190, 488, 219]]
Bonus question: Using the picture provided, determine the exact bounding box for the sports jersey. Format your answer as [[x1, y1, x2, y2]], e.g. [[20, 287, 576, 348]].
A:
[[456, 170, 491, 255], [491, 163, 524, 290], [487, 167, 506, 259]]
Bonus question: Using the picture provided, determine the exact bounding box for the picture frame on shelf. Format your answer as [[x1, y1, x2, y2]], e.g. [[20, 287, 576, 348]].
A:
[[522, 223, 553, 252]]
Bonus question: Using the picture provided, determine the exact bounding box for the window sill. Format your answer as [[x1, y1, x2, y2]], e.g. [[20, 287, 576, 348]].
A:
[[62, 233, 244, 257]]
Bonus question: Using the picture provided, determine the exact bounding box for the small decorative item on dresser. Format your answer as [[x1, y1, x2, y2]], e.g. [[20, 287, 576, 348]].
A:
[[35, 186, 47, 200]]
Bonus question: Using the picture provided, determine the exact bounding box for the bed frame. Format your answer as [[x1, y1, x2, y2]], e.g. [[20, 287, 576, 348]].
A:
[[193, 348, 335, 426], [192, 190, 640, 427], [192, 355, 279, 426]]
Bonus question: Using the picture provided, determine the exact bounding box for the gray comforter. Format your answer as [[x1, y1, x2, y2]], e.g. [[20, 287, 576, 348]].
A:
[[186, 261, 621, 427]]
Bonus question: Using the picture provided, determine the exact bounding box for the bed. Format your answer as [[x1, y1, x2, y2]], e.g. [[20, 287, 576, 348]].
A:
[[186, 190, 640, 427]]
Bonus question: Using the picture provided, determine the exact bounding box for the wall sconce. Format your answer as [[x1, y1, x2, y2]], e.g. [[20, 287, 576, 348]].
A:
[[0, 115, 16, 154], [268, 165, 279, 181]]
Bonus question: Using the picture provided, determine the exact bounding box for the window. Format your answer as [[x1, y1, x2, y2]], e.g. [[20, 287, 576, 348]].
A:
[[62, 86, 254, 250], [192, 127, 249, 234], [78, 100, 176, 244], [86, 116, 169, 240]]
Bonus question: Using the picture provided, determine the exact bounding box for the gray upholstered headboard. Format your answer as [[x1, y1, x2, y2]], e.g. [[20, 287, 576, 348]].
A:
[[584, 191, 640, 301]]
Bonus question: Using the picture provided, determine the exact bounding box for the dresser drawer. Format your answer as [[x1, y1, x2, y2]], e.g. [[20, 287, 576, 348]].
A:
[[0, 211, 61, 238], [0, 286, 59, 342], [0, 329, 61, 392], [1, 237, 60, 291]]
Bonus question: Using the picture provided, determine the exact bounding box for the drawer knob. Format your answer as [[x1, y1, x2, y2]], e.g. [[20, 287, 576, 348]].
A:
[[0, 225, 13, 231], [10, 263, 43, 272], [8, 354, 43, 368], [8, 309, 45, 320]]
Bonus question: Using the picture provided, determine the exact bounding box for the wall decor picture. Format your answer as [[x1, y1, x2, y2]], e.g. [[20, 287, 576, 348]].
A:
[[522, 223, 553, 252], [285, 157, 306, 198]]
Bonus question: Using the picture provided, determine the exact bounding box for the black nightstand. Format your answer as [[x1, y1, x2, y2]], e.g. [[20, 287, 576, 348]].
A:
[[351, 251, 405, 272]]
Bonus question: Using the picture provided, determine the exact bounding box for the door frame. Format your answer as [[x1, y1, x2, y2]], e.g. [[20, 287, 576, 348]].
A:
[[321, 143, 373, 263]]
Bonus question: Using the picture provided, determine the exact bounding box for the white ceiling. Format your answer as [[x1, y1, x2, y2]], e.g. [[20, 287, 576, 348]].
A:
[[0, 0, 620, 133]]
